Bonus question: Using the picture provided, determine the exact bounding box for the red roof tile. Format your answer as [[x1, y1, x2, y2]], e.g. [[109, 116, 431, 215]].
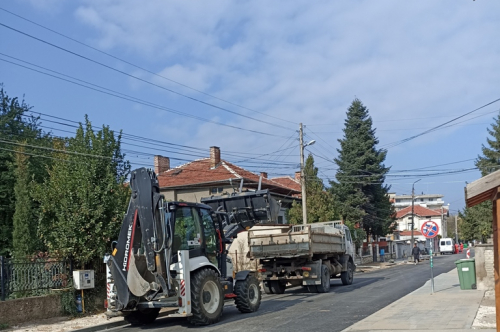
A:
[[396, 205, 442, 218], [157, 158, 300, 196], [269, 176, 301, 192]]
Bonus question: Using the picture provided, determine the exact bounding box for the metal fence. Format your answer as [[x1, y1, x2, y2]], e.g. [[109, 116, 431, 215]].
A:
[[0, 256, 72, 300]]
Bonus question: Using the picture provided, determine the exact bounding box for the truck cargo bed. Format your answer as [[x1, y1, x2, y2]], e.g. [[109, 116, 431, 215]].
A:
[[248, 223, 346, 259]]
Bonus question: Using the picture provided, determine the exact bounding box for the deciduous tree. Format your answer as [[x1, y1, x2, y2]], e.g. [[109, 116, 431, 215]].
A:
[[33, 116, 131, 265]]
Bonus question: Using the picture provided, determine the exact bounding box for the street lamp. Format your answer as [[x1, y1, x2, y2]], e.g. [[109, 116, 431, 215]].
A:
[[410, 179, 421, 249], [299, 123, 315, 225]]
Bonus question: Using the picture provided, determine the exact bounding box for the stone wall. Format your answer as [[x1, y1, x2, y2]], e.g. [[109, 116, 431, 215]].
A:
[[0, 294, 62, 325], [474, 244, 494, 290]]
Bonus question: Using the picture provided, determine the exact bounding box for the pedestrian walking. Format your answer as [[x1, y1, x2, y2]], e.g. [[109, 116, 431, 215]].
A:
[[412, 243, 420, 265]]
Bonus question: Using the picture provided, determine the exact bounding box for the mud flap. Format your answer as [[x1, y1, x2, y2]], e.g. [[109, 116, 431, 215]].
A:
[[302, 260, 322, 286]]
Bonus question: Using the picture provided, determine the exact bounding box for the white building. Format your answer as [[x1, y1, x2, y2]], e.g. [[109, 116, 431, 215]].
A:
[[390, 193, 445, 211]]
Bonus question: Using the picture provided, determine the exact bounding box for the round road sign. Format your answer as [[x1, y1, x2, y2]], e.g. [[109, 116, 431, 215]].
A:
[[421, 221, 439, 238]]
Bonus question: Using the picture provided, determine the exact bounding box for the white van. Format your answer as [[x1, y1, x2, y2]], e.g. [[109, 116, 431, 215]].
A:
[[439, 238, 455, 255]]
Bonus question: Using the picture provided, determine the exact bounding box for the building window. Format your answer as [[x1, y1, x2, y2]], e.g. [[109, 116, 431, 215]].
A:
[[396, 199, 401, 203], [429, 198, 434, 201], [210, 187, 224, 195], [278, 216, 284, 224], [420, 198, 424, 202]]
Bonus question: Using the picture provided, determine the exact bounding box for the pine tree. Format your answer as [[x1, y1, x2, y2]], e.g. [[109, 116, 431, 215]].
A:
[[0, 87, 48, 257], [287, 154, 337, 224], [12, 145, 36, 259], [458, 113, 500, 241], [330, 98, 394, 238]]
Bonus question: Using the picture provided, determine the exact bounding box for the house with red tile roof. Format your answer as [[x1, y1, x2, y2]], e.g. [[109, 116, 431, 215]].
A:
[[395, 205, 446, 237], [154, 146, 301, 224]]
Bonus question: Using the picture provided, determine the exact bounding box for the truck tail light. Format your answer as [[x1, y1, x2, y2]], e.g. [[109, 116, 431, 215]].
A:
[[301, 267, 312, 271], [258, 269, 266, 272]]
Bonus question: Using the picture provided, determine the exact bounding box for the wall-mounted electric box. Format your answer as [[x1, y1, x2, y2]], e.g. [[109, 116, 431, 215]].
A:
[[73, 270, 95, 290]]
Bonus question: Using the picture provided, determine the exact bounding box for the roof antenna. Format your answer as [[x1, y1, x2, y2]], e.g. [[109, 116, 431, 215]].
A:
[[239, 179, 244, 193], [258, 175, 262, 191]]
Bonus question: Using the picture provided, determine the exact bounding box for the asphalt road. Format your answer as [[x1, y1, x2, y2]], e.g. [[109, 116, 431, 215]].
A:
[[106, 252, 466, 332]]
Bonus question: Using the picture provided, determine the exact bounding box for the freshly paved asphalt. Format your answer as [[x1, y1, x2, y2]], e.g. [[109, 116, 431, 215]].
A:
[[104, 253, 465, 332]]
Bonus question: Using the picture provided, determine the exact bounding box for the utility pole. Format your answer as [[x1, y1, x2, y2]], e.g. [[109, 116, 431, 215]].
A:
[[299, 123, 315, 226], [410, 179, 421, 248], [299, 123, 307, 225], [455, 214, 458, 243]]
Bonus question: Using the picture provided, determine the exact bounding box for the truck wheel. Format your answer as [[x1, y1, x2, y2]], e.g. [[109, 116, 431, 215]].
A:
[[316, 265, 331, 293], [124, 308, 160, 326], [263, 281, 274, 294], [341, 261, 354, 285], [188, 268, 224, 326], [269, 280, 286, 294], [306, 285, 317, 293], [234, 274, 261, 313]]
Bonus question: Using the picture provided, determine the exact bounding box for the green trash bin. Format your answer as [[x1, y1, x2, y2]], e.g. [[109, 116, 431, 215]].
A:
[[455, 258, 476, 290]]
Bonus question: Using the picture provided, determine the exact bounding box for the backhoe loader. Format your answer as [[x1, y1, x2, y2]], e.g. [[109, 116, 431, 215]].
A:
[[104, 168, 276, 326]]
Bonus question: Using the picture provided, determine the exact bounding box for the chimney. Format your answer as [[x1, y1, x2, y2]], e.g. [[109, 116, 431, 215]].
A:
[[260, 172, 268, 179], [295, 171, 301, 181], [210, 146, 221, 169], [154, 155, 170, 174]]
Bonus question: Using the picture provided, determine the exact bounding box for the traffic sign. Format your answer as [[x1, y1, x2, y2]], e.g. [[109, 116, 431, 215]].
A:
[[421, 221, 439, 239]]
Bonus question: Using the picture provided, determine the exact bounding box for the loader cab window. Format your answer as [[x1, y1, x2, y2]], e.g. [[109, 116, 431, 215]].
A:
[[200, 208, 218, 265], [174, 206, 202, 251]]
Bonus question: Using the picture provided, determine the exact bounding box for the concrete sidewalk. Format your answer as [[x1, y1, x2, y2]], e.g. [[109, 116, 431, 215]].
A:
[[342, 269, 496, 332]]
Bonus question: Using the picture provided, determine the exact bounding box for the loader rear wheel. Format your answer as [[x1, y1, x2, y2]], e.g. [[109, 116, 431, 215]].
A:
[[263, 281, 274, 294], [188, 268, 223, 326], [234, 274, 261, 313], [124, 308, 160, 326], [341, 261, 354, 285], [269, 280, 286, 294], [316, 265, 331, 293]]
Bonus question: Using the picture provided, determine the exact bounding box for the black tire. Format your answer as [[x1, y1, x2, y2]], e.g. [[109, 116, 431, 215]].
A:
[[316, 265, 331, 293], [124, 308, 160, 326], [234, 274, 262, 313], [306, 285, 317, 293], [188, 268, 224, 326], [269, 280, 286, 294], [341, 261, 354, 286], [263, 281, 274, 294]]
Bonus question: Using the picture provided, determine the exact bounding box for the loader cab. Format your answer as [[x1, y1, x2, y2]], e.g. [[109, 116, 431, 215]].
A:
[[167, 202, 222, 267]]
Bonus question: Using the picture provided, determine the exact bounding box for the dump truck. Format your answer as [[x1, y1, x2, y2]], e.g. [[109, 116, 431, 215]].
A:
[[248, 221, 356, 294]]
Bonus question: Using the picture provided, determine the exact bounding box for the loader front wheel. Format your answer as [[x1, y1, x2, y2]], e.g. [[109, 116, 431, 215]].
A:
[[188, 268, 223, 326], [124, 308, 160, 326], [234, 274, 261, 313]]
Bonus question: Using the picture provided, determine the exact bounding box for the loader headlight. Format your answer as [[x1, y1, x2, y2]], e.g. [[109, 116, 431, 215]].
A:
[[303, 271, 310, 278]]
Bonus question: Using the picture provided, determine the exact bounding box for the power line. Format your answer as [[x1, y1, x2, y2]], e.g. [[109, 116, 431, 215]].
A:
[[0, 6, 297, 126], [381, 97, 500, 149], [0, 23, 295, 132], [0, 56, 289, 138]]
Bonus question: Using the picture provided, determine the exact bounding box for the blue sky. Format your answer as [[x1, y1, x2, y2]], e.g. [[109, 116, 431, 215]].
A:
[[1, 0, 500, 213]]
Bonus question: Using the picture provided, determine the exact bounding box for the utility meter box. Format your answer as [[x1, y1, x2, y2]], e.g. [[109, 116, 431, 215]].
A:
[[73, 270, 95, 290]]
